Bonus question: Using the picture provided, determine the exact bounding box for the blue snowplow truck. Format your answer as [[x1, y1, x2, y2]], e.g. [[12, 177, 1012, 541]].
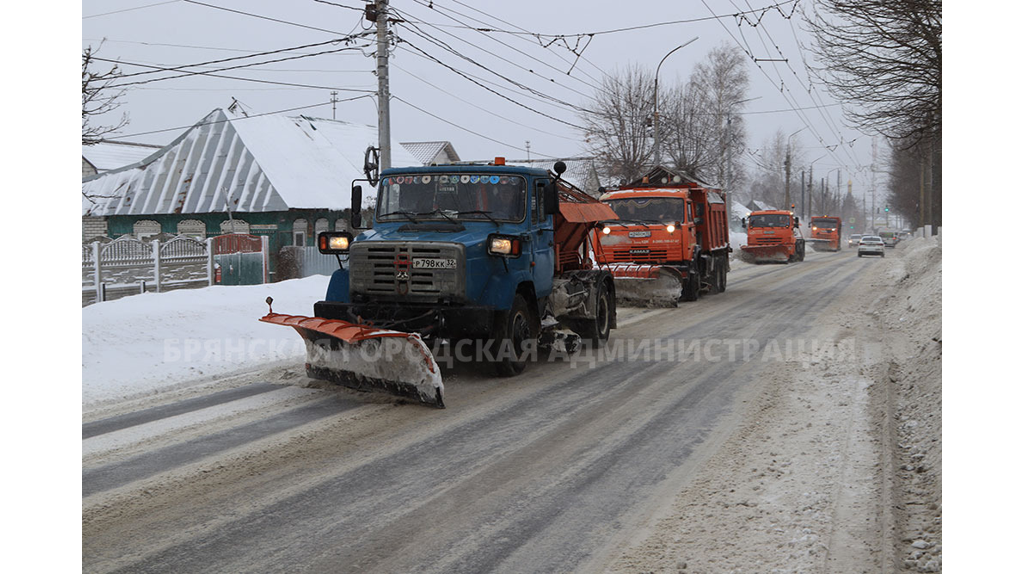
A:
[[261, 160, 618, 408]]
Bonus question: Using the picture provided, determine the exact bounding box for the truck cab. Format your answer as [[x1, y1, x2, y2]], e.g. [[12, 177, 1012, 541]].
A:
[[316, 163, 556, 339], [809, 215, 842, 251], [741, 210, 805, 263]]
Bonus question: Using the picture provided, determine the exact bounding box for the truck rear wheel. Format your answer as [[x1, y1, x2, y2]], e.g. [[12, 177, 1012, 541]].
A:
[[575, 281, 612, 347], [492, 294, 537, 377]]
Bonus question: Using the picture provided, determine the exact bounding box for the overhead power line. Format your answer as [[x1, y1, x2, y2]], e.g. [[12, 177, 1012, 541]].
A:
[[114, 100, 345, 139], [94, 56, 375, 92], [83, 0, 181, 19]]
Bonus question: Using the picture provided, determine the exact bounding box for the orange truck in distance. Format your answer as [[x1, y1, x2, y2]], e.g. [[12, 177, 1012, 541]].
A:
[[740, 210, 805, 263], [593, 166, 731, 306], [808, 215, 842, 251]]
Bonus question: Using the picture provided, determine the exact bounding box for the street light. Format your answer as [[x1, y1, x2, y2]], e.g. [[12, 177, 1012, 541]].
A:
[[653, 37, 698, 167]]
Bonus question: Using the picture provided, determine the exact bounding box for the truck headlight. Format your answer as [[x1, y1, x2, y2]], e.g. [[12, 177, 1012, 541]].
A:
[[488, 234, 521, 257], [602, 226, 611, 235], [318, 231, 353, 253], [666, 224, 676, 233]]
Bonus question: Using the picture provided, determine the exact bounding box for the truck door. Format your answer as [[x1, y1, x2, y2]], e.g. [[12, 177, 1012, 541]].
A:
[[531, 178, 555, 297]]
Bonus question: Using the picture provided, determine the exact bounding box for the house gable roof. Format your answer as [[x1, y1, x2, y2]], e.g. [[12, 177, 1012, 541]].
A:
[[82, 108, 418, 216]]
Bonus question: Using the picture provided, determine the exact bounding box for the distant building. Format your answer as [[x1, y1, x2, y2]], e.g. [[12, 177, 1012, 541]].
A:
[[82, 108, 418, 279]]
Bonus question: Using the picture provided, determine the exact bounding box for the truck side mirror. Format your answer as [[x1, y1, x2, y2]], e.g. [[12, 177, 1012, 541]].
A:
[[793, 216, 800, 227], [351, 184, 363, 229], [741, 217, 747, 229], [544, 183, 559, 216]]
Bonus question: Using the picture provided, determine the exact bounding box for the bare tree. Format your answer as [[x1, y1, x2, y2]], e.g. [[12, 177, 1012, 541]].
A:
[[686, 45, 750, 191], [580, 64, 655, 185], [747, 129, 796, 208], [83, 44, 129, 145], [660, 81, 718, 179], [805, 0, 941, 145]]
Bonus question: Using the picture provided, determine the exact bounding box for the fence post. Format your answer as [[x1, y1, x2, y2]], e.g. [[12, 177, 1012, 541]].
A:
[[207, 237, 215, 286], [261, 235, 270, 283], [93, 241, 102, 304], [152, 239, 162, 293]]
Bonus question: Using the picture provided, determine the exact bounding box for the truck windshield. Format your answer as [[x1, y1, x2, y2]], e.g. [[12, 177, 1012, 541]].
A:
[[748, 213, 791, 228], [605, 198, 686, 223], [377, 173, 526, 222], [812, 218, 838, 229]]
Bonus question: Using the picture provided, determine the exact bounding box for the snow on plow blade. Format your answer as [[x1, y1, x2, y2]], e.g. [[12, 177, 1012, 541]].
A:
[[606, 264, 685, 307], [260, 312, 445, 408], [739, 245, 790, 263]]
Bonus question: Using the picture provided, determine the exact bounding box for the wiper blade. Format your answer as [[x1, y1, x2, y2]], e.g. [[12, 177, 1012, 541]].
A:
[[455, 210, 500, 226], [380, 210, 420, 223]]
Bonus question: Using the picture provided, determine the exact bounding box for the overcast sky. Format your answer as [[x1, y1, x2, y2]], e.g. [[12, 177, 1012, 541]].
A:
[[82, 0, 886, 200]]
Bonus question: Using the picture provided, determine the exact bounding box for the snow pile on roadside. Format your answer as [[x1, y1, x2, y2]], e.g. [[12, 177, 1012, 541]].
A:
[[82, 276, 330, 407], [872, 235, 942, 572]]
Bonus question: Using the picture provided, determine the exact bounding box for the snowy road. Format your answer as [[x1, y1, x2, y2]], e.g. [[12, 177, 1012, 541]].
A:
[[83, 245, 933, 573]]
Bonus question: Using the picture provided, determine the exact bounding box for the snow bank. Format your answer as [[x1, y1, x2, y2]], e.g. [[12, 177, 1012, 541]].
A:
[[82, 276, 331, 406]]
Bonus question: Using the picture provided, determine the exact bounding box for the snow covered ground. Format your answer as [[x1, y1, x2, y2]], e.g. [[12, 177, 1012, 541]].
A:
[[82, 276, 330, 407]]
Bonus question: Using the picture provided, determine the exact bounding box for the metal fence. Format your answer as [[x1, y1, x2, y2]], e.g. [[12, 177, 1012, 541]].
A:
[[82, 235, 214, 306], [278, 245, 345, 279]]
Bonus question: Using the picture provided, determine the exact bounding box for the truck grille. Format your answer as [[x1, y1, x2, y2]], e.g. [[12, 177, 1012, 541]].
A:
[[349, 242, 465, 302], [749, 237, 783, 245], [607, 247, 670, 262]]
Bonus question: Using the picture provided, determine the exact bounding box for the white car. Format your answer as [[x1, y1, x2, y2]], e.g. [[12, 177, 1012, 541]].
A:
[[858, 235, 885, 257], [848, 234, 863, 248]]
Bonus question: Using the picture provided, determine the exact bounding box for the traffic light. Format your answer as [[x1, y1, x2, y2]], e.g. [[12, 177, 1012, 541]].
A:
[[884, 206, 889, 212]]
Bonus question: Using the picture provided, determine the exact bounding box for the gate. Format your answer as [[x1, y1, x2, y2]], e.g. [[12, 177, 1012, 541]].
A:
[[212, 234, 266, 285]]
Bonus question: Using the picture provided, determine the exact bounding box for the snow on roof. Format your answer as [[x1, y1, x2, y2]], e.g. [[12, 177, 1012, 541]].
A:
[[82, 108, 419, 216], [732, 201, 751, 218], [82, 140, 163, 172], [400, 141, 460, 165]]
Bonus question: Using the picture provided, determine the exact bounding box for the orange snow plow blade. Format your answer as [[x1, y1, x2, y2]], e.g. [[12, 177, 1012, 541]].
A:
[[739, 244, 791, 263], [260, 312, 445, 408], [605, 263, 686, 307]]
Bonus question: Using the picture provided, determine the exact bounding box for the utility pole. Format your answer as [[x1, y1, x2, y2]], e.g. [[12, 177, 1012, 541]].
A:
[[871, 137, 877, 233], [784, 152, 791, 210], [374, 0, 392, 170], [800, 170, 805, 220], [330, 91, 338, 120], [808, 164, 813, 217]]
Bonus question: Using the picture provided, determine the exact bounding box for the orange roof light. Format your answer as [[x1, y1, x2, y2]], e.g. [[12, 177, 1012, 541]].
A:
[[494, 157, 505, 165]]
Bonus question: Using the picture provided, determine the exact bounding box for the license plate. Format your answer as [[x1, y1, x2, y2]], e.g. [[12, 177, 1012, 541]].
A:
[[628, 230, 651, 238], [412, 258, 457, 269]]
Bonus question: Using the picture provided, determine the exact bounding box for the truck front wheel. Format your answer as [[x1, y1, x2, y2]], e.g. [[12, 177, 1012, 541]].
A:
[[492, 294, 537, 377]]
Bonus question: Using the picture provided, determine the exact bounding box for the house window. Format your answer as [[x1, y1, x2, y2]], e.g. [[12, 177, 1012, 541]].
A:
[[133, 220, 161, 240], [177, 219, 206, 238], [292, 219, 308, 246], [220, 219, 250, 234]]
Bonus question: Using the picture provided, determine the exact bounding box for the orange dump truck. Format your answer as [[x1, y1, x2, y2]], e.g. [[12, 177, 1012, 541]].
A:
[[740, 210, 805, 263], [809, 215, 842, 251], [593, 167, 731, 305]]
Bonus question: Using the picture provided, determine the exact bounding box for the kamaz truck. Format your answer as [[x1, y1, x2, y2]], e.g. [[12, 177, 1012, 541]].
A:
[[262, 160, 618, 408], [593, 166, 731, 306], [808, 215, 842, 251], [740, 210, 805, 263]]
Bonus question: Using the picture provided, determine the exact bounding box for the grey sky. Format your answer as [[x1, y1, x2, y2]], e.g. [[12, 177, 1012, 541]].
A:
[[82, 0, 882, 199]]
